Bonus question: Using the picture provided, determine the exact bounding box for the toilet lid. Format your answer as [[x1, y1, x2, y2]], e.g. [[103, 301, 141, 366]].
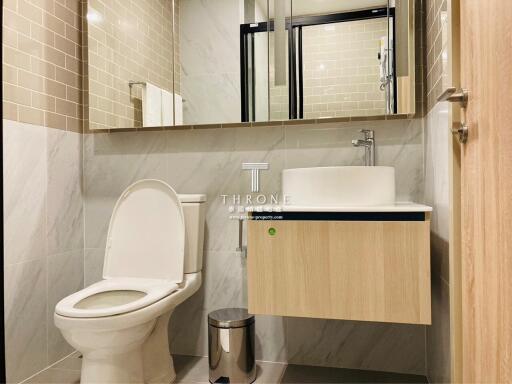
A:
[[103, 179, 185, 282]]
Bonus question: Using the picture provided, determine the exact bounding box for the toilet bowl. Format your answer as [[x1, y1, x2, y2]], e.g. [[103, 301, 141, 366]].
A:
[[54, 180, 206, 384]]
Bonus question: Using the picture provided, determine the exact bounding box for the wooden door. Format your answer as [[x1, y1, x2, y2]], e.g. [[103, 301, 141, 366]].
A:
[[460, 1, 512, 381]]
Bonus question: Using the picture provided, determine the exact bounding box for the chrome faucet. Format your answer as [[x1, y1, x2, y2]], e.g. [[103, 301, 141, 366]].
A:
[[352, 129, 375, 166]]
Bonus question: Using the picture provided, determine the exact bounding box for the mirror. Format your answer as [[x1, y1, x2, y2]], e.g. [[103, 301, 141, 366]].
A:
[[86, 0, 416, 130], [86, 0, 175, 130]]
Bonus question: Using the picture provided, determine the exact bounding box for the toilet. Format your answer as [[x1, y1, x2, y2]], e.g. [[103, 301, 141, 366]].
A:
[[54, 179, 206, 384]]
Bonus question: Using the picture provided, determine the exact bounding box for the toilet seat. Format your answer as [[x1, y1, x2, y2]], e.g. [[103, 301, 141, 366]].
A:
[[55, 278, 180, 318]]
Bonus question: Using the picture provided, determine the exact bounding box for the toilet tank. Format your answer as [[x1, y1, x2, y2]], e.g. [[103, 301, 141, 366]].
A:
[[178, 194, 207, 274]]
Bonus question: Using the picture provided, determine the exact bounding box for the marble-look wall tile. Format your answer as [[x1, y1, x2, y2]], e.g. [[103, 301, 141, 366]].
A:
[[203, 251, 246, 310], [165, 128, 236, 194], [47, 250, 84, 364], [285, 317, 426, 375], [84, 248, 105, 287], [83, 131, 168, 249], [3, 120, 47, 266], [180, 0, 240, 76], [181, 74, 241, 125], [207, 127, 285, 252], [3, 120, 85, 383], [426, 276, 451, 382], [165, 126, 288, 362], [169, 284, 208, 357], [4, 260, 48, 383], [170, 250, 245, 357], [3, 120, 48, 383], [165, 126, 285, 253], [170, 255, 287, 363], [47, 129, 84, 255], [165, 128, 238, 253], [46, 129, 86, 371], [284, 119, 424, 202], [424, 102, 451, 382], [254, 315, 288, 363], [180, 0, 241, 124]]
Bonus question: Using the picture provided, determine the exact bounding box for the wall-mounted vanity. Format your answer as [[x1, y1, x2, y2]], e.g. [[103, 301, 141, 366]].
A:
[[84, 0, 418, 130], [247, 166, 432, 325]]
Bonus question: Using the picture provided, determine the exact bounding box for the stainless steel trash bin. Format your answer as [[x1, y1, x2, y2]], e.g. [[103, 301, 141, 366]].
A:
[[208, 308, 256, 383]]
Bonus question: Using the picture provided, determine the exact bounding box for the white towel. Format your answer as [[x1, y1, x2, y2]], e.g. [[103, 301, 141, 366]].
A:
[[161, 89, 173, 126], [142, 83, 162, 127], [162, 91, 183, 125]]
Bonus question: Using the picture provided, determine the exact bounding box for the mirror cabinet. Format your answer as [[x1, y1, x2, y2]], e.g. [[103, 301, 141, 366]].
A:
[[86, 0, 416, 130]]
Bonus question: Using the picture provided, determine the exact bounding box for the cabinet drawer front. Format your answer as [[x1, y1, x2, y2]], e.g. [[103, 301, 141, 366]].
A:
[[247, 220, 431, 325]]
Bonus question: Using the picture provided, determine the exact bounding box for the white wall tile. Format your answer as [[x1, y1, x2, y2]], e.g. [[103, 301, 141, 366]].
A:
[[285, 317, 426, 375], [5, 259, 48, 383], [426, 276, 450, 382], [3, 120, 84, 382], [47, 250, 84, 364], [284, 119, 424, 202], [3, 120, 47, 266], [84, 248, 105, 287], [83, 131, 168, 249], [180, 0, 242, 124], [46, 129, 84, 255]]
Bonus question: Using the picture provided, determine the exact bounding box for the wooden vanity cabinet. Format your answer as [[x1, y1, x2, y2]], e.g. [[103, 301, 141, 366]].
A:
[[247, 213, 431, 325]]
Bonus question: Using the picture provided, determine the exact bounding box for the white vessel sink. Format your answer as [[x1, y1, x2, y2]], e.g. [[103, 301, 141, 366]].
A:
[[282, 166, 395, 207]]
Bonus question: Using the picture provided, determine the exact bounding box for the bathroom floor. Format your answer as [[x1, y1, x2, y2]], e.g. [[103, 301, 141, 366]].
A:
[[24, 353, 428, 384]]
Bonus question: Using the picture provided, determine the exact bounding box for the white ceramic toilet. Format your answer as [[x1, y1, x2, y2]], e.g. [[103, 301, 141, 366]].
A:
[[54, 179, 206, 384]]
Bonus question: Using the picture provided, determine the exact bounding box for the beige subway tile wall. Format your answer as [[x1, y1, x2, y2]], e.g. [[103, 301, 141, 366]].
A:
[[425, 0, 448, 112], [2, 0, 84, 132], [87, 0, 176, 130], [269, 83, 289, 120], [268, 33, 289, 121], [174, 0, 180, 95], [302, 18, 388, 119]]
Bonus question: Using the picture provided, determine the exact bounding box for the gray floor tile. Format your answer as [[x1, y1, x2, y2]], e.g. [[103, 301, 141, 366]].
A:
[[173, 356, 428, 384], [278, 364, 428, 383], [24, 369, 80, 384], [25, 353, 428, 384], [174, 355, 210, 383], [51, 354, 82, 372]]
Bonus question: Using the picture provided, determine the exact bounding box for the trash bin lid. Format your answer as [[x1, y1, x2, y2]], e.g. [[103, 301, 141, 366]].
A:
[[208, 308, 254, 328]]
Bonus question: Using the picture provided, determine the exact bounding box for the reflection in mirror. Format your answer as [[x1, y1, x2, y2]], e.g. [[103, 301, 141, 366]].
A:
[[393, 0, 416, 115], [241, 0, 415, 121], [241, 0, 292, 122], [177, 0, 268, 126], [87, 0, 175, 129], [268, 0, 292, 121], [297, 0, 391, 118]]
